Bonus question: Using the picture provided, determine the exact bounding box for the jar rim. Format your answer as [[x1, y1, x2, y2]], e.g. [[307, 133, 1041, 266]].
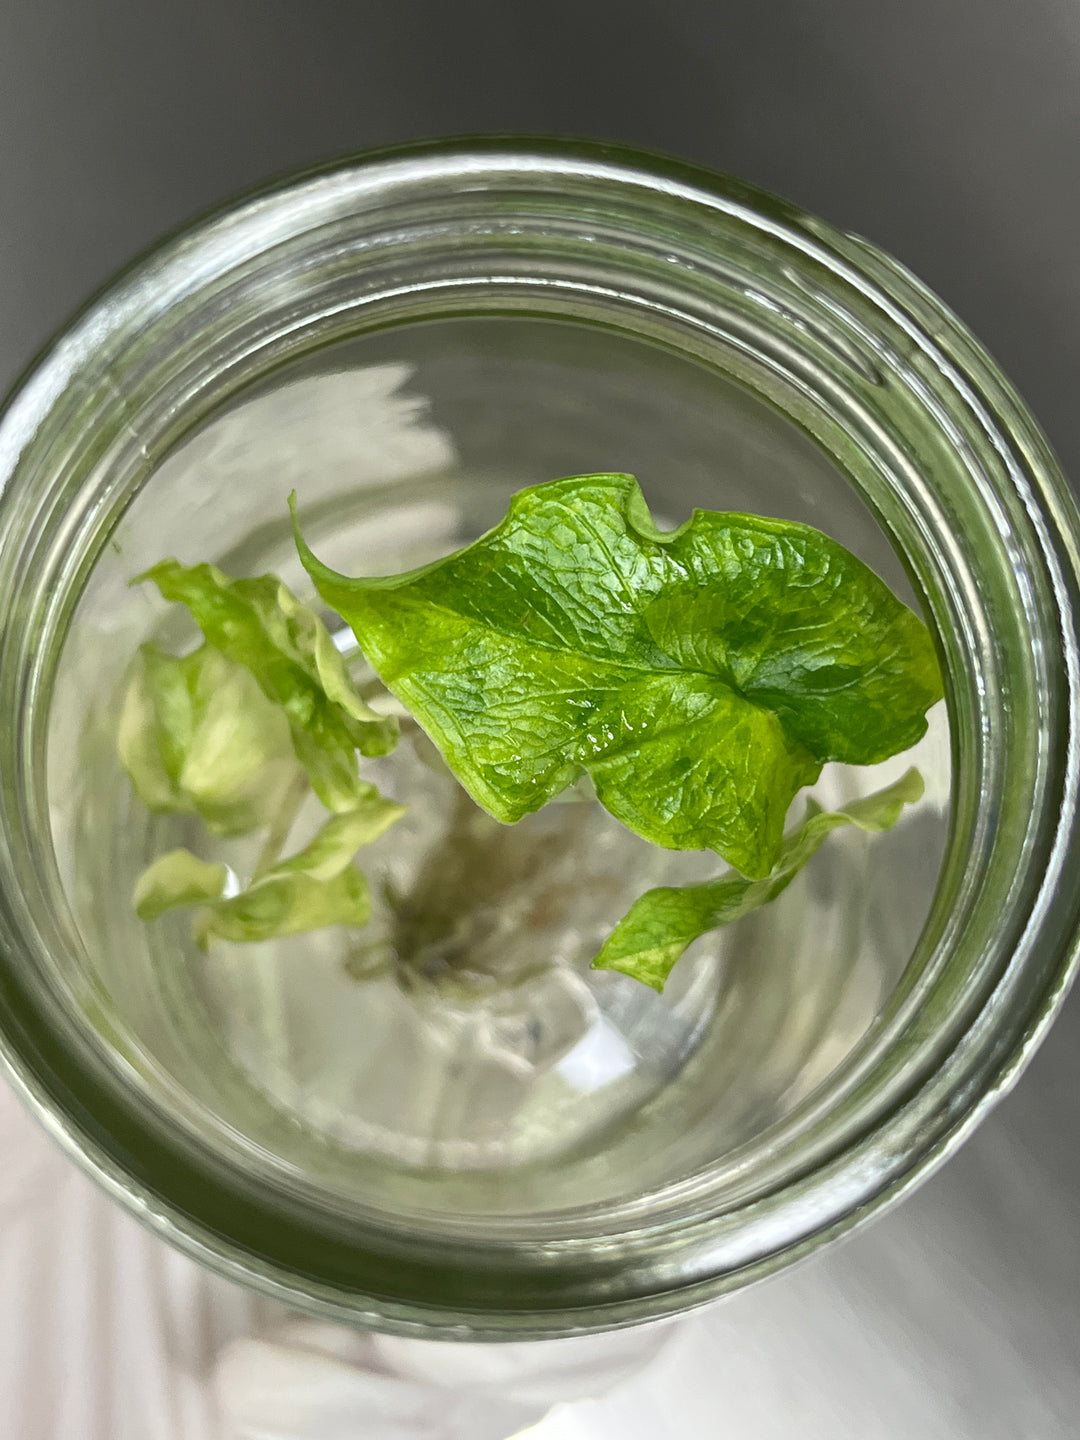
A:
[[1, 137, 1078, 1336]]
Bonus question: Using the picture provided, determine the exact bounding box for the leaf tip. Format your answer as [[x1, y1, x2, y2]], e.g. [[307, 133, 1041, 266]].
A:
[[589, 947, 668, 993], [128, 559, 173, 592], [287, 489, 314, 560], [898, 765, 926, 803]]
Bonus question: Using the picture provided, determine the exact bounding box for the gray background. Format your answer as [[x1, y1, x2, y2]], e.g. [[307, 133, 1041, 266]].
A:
[[1, 1, 1078, 1434]]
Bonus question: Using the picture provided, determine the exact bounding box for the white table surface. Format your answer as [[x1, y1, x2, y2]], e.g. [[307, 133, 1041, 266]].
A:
[[3, 1036, 1079, 1440]]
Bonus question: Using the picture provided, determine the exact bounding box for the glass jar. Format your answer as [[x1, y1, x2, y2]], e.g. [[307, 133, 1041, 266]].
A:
[[0, 139, 1077, 1338]]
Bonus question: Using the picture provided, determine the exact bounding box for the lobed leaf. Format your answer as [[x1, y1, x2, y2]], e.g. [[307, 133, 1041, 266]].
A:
[[292, 475, 941, 877]]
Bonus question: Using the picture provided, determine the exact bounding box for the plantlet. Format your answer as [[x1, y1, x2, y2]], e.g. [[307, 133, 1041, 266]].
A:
[[121, 474, 941, 989]]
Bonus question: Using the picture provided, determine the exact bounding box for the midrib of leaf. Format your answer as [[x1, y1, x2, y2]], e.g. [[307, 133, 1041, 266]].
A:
[[366, 586, 757, 705], [373, 600, 774, 781]]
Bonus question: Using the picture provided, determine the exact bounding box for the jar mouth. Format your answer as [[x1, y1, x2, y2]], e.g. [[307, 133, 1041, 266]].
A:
[[1, 137, 1079, 1336]]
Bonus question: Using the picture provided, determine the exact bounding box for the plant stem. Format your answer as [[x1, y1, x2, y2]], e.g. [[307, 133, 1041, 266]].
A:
[[253, 772, 309, 878]]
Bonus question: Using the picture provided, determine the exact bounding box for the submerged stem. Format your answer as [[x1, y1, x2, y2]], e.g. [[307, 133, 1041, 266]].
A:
[[253, 772, 310, 879]]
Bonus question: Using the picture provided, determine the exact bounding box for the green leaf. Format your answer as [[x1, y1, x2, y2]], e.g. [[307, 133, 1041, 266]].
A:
[[193, 865, 371, 950], [195, 800, 405, 946], [292, 475, 941, 877], [254, 791, 407, 883], [133, 848, 228, 921], [118, 642, 304, 836], [135, 561, 398, 812], [592, 768, 925, 991], [132, 795, 404, 947]]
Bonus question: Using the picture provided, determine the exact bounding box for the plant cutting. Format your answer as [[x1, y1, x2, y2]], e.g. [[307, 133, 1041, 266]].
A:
[[122, 472, 941, 989]]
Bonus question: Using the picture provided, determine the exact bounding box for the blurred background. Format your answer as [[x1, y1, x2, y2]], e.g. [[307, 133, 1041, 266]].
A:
[[1, 2, 1078, 1437]]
